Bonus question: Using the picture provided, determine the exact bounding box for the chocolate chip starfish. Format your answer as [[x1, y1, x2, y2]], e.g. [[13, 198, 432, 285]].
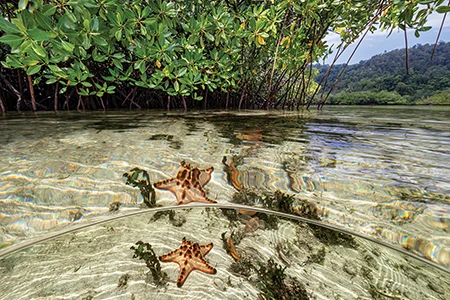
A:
[[159, 237, 217, 287], [154, 161, 216, 205]]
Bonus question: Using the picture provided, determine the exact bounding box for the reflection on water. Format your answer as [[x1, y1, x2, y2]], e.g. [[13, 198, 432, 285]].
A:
[[0, 107, 449, 271], [0, 206, 448, 299]]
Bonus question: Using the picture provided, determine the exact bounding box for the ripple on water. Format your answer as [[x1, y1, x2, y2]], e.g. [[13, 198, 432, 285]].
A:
[[0, 207, 448, 299], [0, 108, 449, 271]]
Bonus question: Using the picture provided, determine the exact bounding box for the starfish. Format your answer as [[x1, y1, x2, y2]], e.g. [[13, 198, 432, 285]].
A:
[[154, 161, 216, 204], [159, 237, 217, 287]]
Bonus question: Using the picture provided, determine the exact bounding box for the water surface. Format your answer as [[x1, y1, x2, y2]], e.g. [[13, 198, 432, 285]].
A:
[[0, 106, 449, 270]]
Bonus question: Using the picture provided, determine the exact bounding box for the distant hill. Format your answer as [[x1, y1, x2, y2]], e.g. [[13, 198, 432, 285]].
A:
[[316, 41, 450, 104]]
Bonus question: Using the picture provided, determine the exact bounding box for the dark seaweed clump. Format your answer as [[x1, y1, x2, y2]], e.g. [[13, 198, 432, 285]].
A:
[[307, 246, 326, 265], [150, 210, 187, 227], [220, 208, 239, 223], [308, 224, 357, 248], [123, 167, 156, 207], [232, 189, 262, 205], [262, 190, 296, 214], [257, 258, 309, 300], [230, 257, 309, 300], [130, 241, 167, 286]]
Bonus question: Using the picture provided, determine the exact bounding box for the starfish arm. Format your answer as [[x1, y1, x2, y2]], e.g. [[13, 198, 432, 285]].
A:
[[159, 249, 184, 262], [177, 265, 194, 287], [192, 258, 217, 274], [179, 184, 217, 204], [199, 243, 213, 257], [198, 167, 214, 186], [154, 178, 179, 191]]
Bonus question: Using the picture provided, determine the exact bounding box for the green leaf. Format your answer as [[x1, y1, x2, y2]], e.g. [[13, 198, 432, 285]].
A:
[[107, 86, 116, 93], [91, 17, 99, 31], [82, 34, 91, 49], [18, 0, 28, 11], [418, 26, 432, 32], [28, 28, 55, 41], [61, 40, 75, 52], [178, 67, 187, 77], [82, 81, 93, 87], [174, 80, 180, 92], [0, 35, 25, 47], [114, 29, 122, 41], [22, 57, 40, 66], [92, 49, 107, 62], [11, 19, 27, 33], [78, 88, 89, 96], [19, 39, 33, 52], [205, 32, 214, 42], [32, 43, 47, 57], [26, 65, 41, 75], [35, 11, 53, 30], [436, 6, 450, 13], [92, 36, 108, 47], [6, 55, 24, 68], [46, 77, 58, 84], [42, 4, 57, 16], [83, 19, 90, 31], [0, 18, 21, 34], [59, 14, 76, 30], [112, 59, 123, 70], [135, 60, 146, 73]]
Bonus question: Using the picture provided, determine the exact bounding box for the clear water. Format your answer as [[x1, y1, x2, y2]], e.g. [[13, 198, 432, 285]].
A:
[[0, 206, 449, 299], [0, 107, 449, 298]]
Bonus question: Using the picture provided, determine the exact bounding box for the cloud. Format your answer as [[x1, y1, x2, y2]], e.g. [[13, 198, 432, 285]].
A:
[[325, 11, 449, 44], [423, 12, 449, 28]]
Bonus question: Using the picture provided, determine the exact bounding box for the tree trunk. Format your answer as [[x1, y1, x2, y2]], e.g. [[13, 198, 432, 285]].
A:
[[0, 94, 6, 114], [239, 84, 247, 110], [99, 96, 106, 111], [65, 91, 70, 110], [181, 96, 187, 111], [54, 82, 59, 111], [17, 69, 23, 101], [203, 89, 208, 110], [225, 89, 230, 110], [27, 75, 37, 112], [76, 87, 85, 111], [0, 73, 22, 112]]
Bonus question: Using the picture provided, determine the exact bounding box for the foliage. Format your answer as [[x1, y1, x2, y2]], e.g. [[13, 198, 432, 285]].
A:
[[130, 241, 168, 286], [308, 224, 357, 248], [327, 90, 407, 105], [0, 0, 448, 110], [307, 246, 326, 265], [416, 89, 450, 105], [256, 258, 309, 300], [232, 189, 296, 214], [317, 42, 450, 105], [123, 167, 156, 207], [230, 256, 309, 299], [262, 190, 295, 214]]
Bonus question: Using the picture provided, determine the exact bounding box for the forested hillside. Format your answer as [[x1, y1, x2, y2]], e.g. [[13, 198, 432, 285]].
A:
[[316, 42, 450, 105]]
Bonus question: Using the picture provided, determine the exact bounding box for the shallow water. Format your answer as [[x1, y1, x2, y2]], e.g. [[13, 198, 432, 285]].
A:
[[1, 206, 449, 300], [0, 107, 449, 273]]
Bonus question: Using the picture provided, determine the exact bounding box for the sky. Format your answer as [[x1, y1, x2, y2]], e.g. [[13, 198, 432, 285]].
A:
[[322, 12, 450, 65]]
